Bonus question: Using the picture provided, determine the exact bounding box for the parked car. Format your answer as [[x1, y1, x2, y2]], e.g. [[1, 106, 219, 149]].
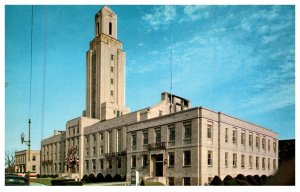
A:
[[5, 175, 29, 186]]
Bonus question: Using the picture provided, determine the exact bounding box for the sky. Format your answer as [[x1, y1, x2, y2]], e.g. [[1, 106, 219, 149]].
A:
[[4, 5, 295, 153]]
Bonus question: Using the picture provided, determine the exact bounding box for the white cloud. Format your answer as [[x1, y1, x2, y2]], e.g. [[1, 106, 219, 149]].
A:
[[180, 5, 210, 22], [142, 6, 176, 31]]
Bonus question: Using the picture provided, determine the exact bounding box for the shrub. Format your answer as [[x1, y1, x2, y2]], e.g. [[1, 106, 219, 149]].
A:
[[223, 175, 238, 186], [51, 179, 75, 185], [140, 179, 145, 186], [235, 179, 249, 185], [81, 174, 88, 182], [246, 175, 257, 185], [104, 174, 113, 182], [266, 159, 295, 185], [122, 175, 126, 181], [96, 173, 104, 182], [88, 173, 96, 183], [235, 174, 247, 181], [113, 174, 123, 182], [254, 175, 263, 185], [210, 175, 224, 185], [36, 174, 40, 178], [261, 175, 267, 185]]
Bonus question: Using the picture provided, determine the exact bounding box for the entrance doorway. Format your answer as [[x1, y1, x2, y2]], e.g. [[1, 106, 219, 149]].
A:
[[155, 154, 163, 177]]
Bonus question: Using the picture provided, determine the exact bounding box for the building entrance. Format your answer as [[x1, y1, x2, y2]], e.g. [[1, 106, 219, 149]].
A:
[[155, 154, 163, 177]]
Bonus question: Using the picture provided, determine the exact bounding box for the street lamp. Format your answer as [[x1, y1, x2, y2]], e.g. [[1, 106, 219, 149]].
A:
[[20, 118, 31, 183]]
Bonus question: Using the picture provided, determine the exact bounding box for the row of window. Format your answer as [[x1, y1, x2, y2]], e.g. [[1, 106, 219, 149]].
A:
[[224, 128, 277, 153], [131, 122, 192, 149], [168, 177, 190, 186], [85, 158, 123, 171]]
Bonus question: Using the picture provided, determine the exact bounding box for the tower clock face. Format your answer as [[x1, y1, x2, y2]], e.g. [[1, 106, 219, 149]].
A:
[[66, 146, 79, 170]]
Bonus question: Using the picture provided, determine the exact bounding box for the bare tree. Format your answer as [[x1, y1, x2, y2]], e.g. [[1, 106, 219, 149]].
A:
[[5, 151, 15, 173]]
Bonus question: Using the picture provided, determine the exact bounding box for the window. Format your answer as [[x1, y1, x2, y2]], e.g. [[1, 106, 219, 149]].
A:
[[241, 132, 245, 145], [86, 136, 89, 144], [268, 140, 270, 151], [93, 147, 96, 155], [97, 22, 100, 35], [108, 159, 112, 169], [100, 132, 104, 140], [256, 157, 259, 170], [111, 54, 114, 61], [208, 151, 213, 166], [100, 146, 104, 154], [86, 148, 89, 156], [132, 132, 137, 150], [32, 165, 36, 171], [100, 160, 104, 170], [111, 78, 114, 84], [117, 158, 122, 169], [184, 122, 191, 144], [232, 130, 237, 144], [169, 125, 175, 143], [111, 90, 113, 96], [262, 157, 265, 169], [92, 159, 96, 170], [108, 131, 112, 153], [233, 153, 237, 168], [225, 152, 228, 167], [168, 177, 174, 186], [273, 159, 276, 170], [131, 155, 136, 168], [155, 129, 161, 143], [183, 151, 191, 166], [85, 160, 89, 170], [117, 129, 122, 152], [207, 124, 212, 139], [143, 132, 148, 146], [241, 155, 245, 168], [268, 158, 270, 170], [256, 136, 260, 148], [142, 155, 148, 167], [273, 141, 277, 153], [168, 152, 175, 167], [249, 134, 253, 147], [111, 66, 114, 73], [32, 156, 36, 161], [183, 177, 190, 186], [262, 138, 266, 150], [225, 128, 228, 143], [249, 156, 253, 169], [109, 22, 112, 35]]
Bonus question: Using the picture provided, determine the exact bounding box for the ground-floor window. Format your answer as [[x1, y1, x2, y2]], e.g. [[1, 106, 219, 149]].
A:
[[131, 155, 136, 168], [183, 177, 190, 186], [168, 177, 174, 186]]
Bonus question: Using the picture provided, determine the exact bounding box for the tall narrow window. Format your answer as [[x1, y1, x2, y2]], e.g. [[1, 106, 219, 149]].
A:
[[142, 155, 148, 167], [249, 134, 253, 147], [155, 129, 161, 143], [97, 22, 100, 35], [273, 159, 276, 170], [225, 152, 228, 167], [268, 158, 270, 170], [256, 136, 260, 149], [256, 156, 259, 170], [168, 152, 175, 167], [262, 138, 266, 150], [241, 132, 245, 145], [207, 151, 213, 166], [207, 124, 212, 139], [184, 122, 191, 144], [273, 141, 277, 153], [232, 130, 237, 144], [117, 129, 122, 152], [132, 132, 137, 150], [108, 159, 112, 169], [183, 151, 191, 166], [225, 128, 228, 143], [143, 132, 148, 146], [233, 153, 237, 168], [131, 155, 136, 168], [183, 177, 190, 186], [249, 156, 253, 169], [109, 22, 112, 35], [108, 131, 112, 153], [241, 154, 245, 168], [117, 158, 122, 169], [268, 140, 270, 151], [100, 160, 104, 169], [169, 125, 175, 144], [262, 157, 265, 169]]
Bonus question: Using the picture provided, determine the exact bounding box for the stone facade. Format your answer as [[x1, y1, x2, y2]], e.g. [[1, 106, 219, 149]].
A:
[[15, 150, 40, 177], [40, 5, 279, 185]]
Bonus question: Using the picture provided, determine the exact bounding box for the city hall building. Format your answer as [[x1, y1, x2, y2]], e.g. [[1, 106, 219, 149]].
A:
[[41, 6, 278, 185]]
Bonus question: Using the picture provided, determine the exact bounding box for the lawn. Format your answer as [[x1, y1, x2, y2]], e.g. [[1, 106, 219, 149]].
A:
[[30, 178, 53, 186]]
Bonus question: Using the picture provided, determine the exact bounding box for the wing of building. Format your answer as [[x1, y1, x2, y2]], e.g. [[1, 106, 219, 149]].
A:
[[40, 5, 279, 185]]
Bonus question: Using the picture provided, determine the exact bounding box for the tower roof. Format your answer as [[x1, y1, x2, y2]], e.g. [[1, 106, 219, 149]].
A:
[[100, 5, 115, 15]]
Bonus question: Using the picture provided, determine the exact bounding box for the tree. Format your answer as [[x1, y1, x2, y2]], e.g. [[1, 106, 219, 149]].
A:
[[5, 151, 15, 173]]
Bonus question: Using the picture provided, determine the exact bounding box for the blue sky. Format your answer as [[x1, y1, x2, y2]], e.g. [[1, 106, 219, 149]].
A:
[[5, 5, 295, 152]]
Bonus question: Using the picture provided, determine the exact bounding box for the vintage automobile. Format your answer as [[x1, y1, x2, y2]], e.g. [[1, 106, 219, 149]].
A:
[[5, 174, 29, 186]]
